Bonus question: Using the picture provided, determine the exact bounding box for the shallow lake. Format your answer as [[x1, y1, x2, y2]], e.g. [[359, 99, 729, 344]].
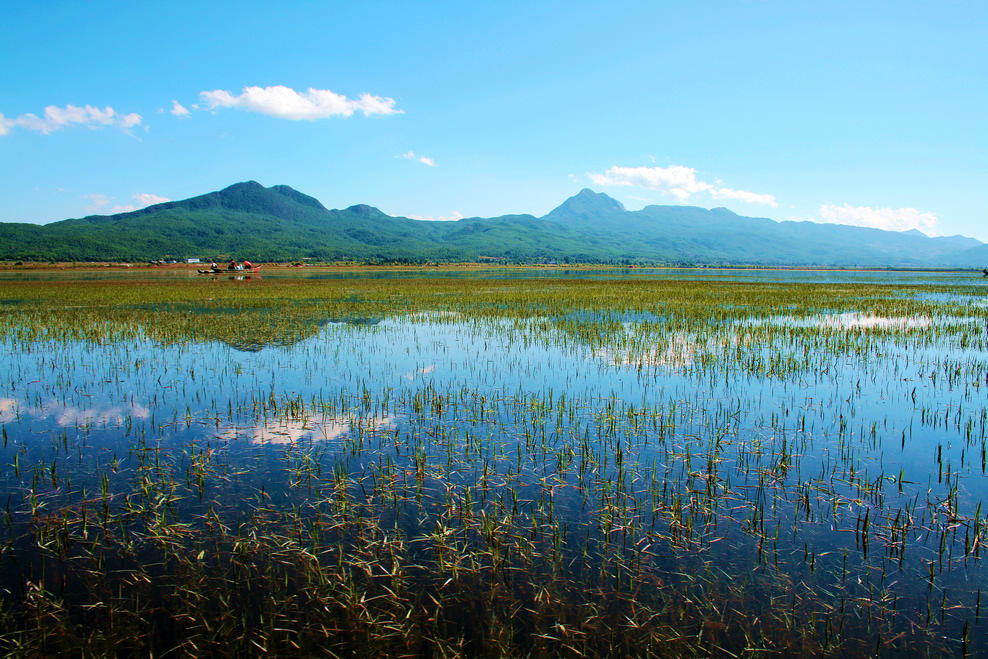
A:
[[0, 269, 985, 655]]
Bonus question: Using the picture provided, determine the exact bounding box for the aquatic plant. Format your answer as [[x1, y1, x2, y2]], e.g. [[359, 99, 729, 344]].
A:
[[0, 269, 985, 655]]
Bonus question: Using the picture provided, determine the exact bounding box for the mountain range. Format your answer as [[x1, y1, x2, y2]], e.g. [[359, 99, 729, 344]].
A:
[[1, 181, 984, 267]]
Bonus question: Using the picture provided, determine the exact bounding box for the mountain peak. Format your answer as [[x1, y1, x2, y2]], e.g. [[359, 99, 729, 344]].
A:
[[270, 184, 327, 210], [9, 180, 983, 266], [221, 180, 265, 193], [345, 204, 388, 219], [543, 189, 625, 223], [574, 188, 624, 209], [194, 181, 328, 214]]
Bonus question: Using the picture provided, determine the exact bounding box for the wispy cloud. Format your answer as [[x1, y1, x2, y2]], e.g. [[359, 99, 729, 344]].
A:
[[817, 203, 940, 234], [587, 164, 778, 208], [134, 192, 170, 206], [407, 210, 465, 222], [170, 100, 190, 117], [0, 104, 141, 136], [84, 194, 125, 213], [399, 150, 436, 166], [85, 192, 171, 215], [199, 85, 402, 120], [709, 186, 778, 207]]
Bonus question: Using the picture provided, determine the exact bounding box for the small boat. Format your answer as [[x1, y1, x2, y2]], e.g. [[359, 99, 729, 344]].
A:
[[198, 265, 263, 275], [983, 268, 988, 277]]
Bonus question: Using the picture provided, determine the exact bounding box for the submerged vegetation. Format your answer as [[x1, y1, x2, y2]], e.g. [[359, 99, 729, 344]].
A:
[[0, 270, 986, 655]]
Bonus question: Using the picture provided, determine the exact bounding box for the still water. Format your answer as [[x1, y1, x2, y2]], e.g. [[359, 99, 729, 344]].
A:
[[0, 269, 985, 655]]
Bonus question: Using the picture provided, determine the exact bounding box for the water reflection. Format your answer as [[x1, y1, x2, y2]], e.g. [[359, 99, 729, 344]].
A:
[[592, 333, 699, 369], [0, 396, 148, 427], [218, 413, 396, 445], [785, 311, 933, 330], [0, 276, 985, 654], [50, 401, 150, 427], [0, 398, 16, 422], [403, 364, 436, 381]]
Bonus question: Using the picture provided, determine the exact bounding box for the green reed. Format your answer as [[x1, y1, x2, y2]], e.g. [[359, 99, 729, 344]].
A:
[[0, 270, 984, 656]]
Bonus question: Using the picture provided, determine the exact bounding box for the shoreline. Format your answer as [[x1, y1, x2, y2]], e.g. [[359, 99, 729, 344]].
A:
[[0, 261, 982, 274]]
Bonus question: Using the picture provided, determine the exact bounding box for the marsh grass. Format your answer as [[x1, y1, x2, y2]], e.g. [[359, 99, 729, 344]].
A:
[[0, 271, 985, 656]]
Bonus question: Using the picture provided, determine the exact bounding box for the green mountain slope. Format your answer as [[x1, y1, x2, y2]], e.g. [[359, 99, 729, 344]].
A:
[[542, 189, 983, 266], [0, 182, 983, 266], [955, 243, 988, 269]]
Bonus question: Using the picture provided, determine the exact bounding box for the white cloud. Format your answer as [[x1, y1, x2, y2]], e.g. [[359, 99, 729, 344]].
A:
[[587, 164, 778, 207], [120, 112, 142, 129], [817, 203, 940, 234], [588, 165, 708, 200], [199, 85, 402, 119], [135, 192, 170, 206], [710, 187, 778, 207], [399, 150, 436, 166], [407, 210, 465, 222], [84, 193, 113, 212], [170, 100, 190, 117], [85, 192, 171, 215], [0, 104, 142, 135]]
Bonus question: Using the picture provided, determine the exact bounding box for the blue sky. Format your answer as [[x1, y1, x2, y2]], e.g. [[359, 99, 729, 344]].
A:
[[2, 2, 986, 240]]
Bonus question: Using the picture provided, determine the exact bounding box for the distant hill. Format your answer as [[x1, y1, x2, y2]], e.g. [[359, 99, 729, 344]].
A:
[[955, 243, 988, 269], [0, 182, 983, 266], [542, 189, 983, 266]]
